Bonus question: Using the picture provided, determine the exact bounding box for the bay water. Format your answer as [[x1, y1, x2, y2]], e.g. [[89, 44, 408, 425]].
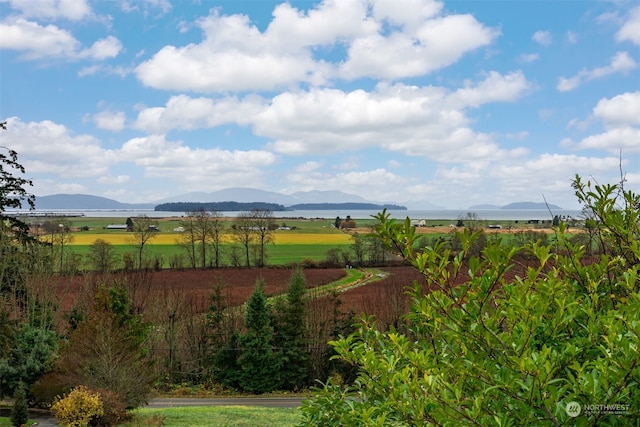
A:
[[11, 208, 582, 221]]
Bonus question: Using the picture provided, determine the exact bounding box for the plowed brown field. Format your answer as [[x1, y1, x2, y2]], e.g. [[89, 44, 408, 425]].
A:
[[333, 257, 552, 329], [49, 257, 550, 328], [51, 268, 347, 314]]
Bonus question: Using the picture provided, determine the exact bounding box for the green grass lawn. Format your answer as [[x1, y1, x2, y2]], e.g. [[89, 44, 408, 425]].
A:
[[0, 417, 36, 427], [124, 406, 301, 427], [1, 406, 301, 427]]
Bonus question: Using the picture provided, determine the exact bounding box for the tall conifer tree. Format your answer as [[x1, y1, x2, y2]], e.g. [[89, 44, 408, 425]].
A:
[[273, 268, 310, 390], [237, 280, 281, 393]]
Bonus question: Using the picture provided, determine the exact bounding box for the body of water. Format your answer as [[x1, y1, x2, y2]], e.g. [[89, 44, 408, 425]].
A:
[[9, 208, 582, 221], [279, 209, 581, 221]]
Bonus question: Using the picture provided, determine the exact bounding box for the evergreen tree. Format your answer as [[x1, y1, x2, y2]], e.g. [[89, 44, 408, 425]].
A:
[[272, 268, 310, 390], [237, 280, 281, 393], [213, 332, 242, 390], [209, 280, 242, 389], [10, 382, 28, 427], [0, 323, 58, 398]]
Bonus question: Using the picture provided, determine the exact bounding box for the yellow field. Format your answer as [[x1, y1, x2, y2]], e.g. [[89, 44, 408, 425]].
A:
[[67, 232, 352, 246]]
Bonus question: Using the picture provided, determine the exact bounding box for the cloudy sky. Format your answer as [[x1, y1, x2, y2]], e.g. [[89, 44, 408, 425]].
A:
[[1, 0, 639, 209]]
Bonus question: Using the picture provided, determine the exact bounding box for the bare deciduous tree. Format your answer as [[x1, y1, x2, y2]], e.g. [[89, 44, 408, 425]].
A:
[[178, 209, 225, 268], [250, 209, 275, 267], [233, 212, 254, 267], [207, 210, 225, 268], [177, 214, 198, 269], [129, 215, 158, 269]]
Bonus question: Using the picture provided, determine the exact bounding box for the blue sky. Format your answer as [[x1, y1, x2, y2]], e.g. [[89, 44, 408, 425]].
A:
[[1, 0, 638, 209]]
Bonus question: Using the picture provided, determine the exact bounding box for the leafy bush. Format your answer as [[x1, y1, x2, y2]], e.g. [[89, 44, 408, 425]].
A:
[[300, 177, 640, 426], [30, 372, 68, 409], [92, 388, 129, 427], [51, 385, 104, 427], [56, 285, 155, 409]]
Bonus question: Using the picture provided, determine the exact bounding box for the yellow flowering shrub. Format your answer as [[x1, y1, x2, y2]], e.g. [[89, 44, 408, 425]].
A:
[[50, 385, 104, 427]]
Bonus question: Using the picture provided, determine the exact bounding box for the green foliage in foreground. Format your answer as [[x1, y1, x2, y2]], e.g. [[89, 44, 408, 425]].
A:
[[126, 405, 300, 427], [300, 176, 640, 426]]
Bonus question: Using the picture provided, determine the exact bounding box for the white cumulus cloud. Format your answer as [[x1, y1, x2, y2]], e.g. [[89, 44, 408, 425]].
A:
[[616, 6, 640, 45], [572, 91, 640, 155], [81, 36, 122, 60], [557, 51, 637, 91], [532, 30, 552, 46], [119, 134, 278, 191], [1, 116, 117, 178], [0, 17, 121, 60], [448, 71, 531, 108], [340, 13, 497, 79], [592, 91, 640, 126], [134, 94, 265, 133], [2, 0, 92, 21], [92, 110, 126, 131], [135, 1, 498, 92]]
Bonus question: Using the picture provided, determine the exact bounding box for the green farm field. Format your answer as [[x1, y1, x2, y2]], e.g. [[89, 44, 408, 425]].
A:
[[33, 215, 580, 268], [67, 243, 352, 266], [46, 216, 354, 266]]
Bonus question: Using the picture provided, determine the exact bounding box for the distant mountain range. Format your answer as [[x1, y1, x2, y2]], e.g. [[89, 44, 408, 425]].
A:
[[34, 194, 155, 210], [154, 187, 402, 206], [155, 201, 407, 212], [29, 190, 562, 211], [468, 202, 563, 210], [31, 189, 409, 210]]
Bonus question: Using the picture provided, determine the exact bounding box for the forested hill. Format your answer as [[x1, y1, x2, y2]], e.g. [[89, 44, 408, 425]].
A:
[[288, 203, 407, 210], [154, 202, 289, 212]]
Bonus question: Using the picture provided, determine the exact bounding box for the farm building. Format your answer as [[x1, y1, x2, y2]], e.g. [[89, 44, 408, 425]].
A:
[[105, 224, 128, 230]]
